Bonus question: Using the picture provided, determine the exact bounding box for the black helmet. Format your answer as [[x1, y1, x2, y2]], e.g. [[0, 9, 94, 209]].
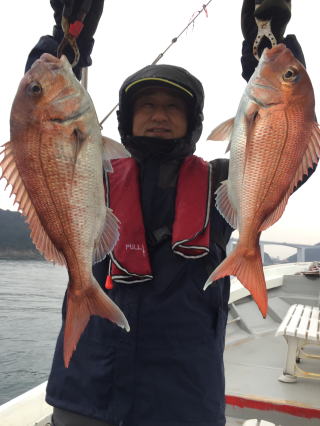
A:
[[117, 64, 204, 148]]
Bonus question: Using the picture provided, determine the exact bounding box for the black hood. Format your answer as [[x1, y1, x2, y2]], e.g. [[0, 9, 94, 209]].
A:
[[117, 64, 204, 159]]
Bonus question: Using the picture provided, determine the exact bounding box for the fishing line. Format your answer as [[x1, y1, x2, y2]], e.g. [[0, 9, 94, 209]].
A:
[[98, 0, 213, 128]]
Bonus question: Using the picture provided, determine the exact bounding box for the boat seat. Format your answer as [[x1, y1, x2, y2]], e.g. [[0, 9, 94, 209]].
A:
[[275, 303, 320, 383]]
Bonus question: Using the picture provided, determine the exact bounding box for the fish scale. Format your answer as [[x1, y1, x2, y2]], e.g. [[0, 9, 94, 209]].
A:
[[240, 112, 288, 218]]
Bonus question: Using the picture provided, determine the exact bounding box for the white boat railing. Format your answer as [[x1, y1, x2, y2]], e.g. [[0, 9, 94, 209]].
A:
[[229, 262, 312, 304], [0, 381, 52, 426]]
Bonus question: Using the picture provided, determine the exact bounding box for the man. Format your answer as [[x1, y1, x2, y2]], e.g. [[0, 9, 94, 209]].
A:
[[26, 1, 309, 425], [47, 60, 232, 426]]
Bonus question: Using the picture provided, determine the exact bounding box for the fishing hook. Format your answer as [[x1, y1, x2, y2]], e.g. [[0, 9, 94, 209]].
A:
[[57, 16, 81, 68]]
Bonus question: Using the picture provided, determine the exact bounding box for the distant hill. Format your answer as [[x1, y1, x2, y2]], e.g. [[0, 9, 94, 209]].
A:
[[263, 252, 274, 266], [1, 207, 319, 263], [0, 209, 42, 260]]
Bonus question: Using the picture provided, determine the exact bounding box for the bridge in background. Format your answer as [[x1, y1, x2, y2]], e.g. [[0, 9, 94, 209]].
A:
[[227, 238, 316, 262]]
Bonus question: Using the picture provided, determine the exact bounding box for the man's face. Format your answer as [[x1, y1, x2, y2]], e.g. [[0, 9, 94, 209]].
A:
[[132, 87, 188, 139]]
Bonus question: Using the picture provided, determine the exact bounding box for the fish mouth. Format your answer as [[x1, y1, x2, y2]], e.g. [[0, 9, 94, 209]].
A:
[[250, 94, 281, 108], [39, 53, 71, 72], [254, 83, 277, 91], [250, 95, 270, 108], [31, 53, 69, 75], [262, 44, 288, 62], [50, 106, 91, 124], [251, 74, 279, 93]]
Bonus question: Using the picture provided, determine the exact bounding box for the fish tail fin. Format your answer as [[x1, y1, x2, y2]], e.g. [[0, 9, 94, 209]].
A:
[[204, 245, 268, 317], [63, 278, 130, 367]]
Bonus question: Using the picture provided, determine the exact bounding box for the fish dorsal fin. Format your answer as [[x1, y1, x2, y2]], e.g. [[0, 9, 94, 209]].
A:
[[0, 142, 66, 265], [207, 118, 235, 141], [259, 194, 290, 232], [102, 136, 130, 172], [293, 123, 320, 188], [259, 122, 320, 231], [215, 180, 238, 229], [93, 207, 120, 264]]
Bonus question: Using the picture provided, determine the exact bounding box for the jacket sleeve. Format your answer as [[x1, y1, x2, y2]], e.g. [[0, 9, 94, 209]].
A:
[[24, 0, 83, 80], [24, 0, 104, 80]]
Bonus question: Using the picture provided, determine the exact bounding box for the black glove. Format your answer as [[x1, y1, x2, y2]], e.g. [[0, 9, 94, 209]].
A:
[[241, 0, 291, 44], [51, 0, 105, 68], [240, 0, 306, 82], [25, 0, 104, 80], [255, 0, 291, 41]]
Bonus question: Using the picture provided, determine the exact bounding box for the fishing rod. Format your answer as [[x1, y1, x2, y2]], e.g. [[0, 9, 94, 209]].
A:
[[150, 0, 213, 66], [98, 0, 213, 128]]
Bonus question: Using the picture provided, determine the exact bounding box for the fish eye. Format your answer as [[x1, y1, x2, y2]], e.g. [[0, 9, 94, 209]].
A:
[[283, 67, 298, 82], [27, 81, 43, 96]]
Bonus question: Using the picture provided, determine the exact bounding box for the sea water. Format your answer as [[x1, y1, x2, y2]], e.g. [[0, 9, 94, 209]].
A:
[[0, 260, 67, 405]]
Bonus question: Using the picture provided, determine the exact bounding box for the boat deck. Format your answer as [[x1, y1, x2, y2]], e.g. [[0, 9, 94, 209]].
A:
[[225, 273, 320, 425]]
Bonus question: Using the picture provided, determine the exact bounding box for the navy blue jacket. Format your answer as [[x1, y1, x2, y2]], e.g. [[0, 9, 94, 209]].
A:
[[46, 157, 232, 426]]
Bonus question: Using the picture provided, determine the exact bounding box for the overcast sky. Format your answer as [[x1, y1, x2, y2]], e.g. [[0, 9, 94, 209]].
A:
[[1, 1, 319, 259]]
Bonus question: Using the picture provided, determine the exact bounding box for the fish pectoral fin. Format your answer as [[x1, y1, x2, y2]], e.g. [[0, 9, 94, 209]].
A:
[[70, 128, 86, 181], [215, 180, 237, 229], [0, 141, 66, 265], [102, 136, 130, 159], [225, 141, 231, 153], [207, 117, 235, 142], [102, 136, 130, 172], [93, 207, 120, 263], [64, 279, 129, 367], [73, 128, 86, 163]]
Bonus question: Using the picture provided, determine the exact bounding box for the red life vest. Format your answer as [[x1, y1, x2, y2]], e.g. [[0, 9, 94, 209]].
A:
[[105, 155, 212, 284]]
